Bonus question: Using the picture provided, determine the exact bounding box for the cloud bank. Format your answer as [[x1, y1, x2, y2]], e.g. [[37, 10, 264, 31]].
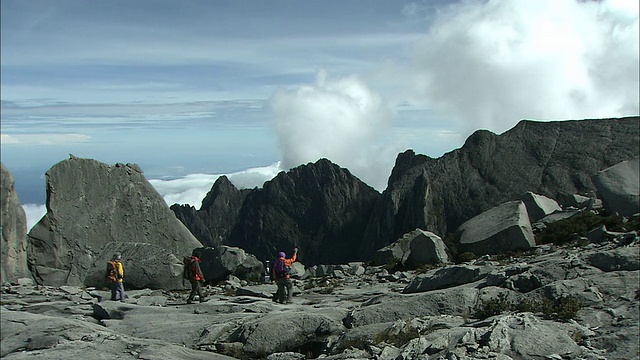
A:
[[407, 0, 639, 136]]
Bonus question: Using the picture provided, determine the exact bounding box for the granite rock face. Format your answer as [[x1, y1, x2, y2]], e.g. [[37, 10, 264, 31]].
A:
[[27, 157, 202, 289], [362, 117, 639, 255], [1, 163, 31, 284], [593, 157, 639, 217], [174, 118, 638, 266]]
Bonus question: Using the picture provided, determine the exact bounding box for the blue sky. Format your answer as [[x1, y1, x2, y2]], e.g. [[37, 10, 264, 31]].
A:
[[1, 0, 638, 230]]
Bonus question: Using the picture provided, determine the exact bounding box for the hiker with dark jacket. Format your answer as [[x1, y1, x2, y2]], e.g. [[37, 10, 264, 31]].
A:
[[184, 250, 208, 304], [272, 247, 298, 304], [106, 253, 125, 302]]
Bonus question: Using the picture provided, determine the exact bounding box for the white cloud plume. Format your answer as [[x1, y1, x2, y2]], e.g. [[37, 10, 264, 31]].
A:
[[407, 0, 639, 137], [270, 71, 402, 191]]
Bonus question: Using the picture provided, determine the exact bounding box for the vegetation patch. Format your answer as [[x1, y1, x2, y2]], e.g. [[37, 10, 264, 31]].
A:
[[374, 325, 421, 347], [473, 294, 582, 322], [537, 211, 637, 245]]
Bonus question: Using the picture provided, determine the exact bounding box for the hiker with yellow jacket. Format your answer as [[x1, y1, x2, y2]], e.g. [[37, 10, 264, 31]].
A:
[[106, 253, 125, 302]]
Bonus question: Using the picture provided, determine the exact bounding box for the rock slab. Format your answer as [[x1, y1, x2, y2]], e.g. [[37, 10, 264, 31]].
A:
[[456, 200, 535, 256]]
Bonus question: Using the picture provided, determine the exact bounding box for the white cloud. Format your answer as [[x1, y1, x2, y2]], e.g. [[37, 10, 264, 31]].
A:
[[270, 71, 402, 191], [406, 0, 639, 137], [1, 134, 19, 144]]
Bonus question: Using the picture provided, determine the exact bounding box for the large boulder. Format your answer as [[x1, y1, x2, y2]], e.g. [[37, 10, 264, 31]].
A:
[[593, 157, 639, 217], [27, 157, 202, 290], [1, 163, 31, 284], [198, 245, 264, 284], [403, 264, 494, 293], [520, 192, 562, 222], [456, 200, 535, 256], [371, 229, 449, 268]]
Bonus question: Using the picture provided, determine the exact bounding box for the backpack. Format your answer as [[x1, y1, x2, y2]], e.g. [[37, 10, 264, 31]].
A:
[[106, 260, 120, 282], [183, 256, 193, 279], [273, 258, 292, 279]]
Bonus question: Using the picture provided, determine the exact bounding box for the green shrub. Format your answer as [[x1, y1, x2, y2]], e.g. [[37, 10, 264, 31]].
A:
[[555, 296, 582, 321], [473, 293, 512, 319]]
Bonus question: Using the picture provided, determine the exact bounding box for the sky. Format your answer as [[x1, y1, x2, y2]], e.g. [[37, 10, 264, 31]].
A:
[[1, 0, 638, 231]]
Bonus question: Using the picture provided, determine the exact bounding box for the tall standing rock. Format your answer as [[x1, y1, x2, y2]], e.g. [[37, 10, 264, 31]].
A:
[[1, 163, 31, 284], [593, 157, 640, 217], [27, 157, 202, 289]]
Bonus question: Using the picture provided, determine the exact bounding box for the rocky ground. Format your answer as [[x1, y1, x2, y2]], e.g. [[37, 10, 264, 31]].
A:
[[2, 237, 638, 360]]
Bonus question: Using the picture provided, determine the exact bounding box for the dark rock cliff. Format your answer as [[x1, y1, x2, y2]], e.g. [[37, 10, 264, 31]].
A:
[[177, 159, 380, 266], [362, 117, 640, 257]]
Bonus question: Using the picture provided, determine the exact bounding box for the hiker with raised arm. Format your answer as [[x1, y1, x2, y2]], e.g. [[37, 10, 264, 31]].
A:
[[272, 247, 298, 304]]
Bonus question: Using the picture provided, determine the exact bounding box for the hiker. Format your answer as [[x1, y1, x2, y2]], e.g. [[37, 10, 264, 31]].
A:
[[106, 253, 125, 302], [184, 249, 208, 304], [272, 247, 298, 304]]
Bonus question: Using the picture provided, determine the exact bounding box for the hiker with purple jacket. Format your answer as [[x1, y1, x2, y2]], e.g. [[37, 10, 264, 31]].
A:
[[272, 247, 298, 304]]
